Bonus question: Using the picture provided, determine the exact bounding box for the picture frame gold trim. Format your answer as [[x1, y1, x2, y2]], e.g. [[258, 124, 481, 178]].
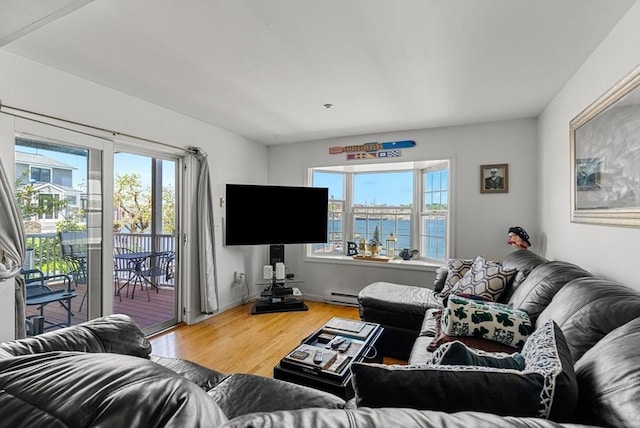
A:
[[570, 65, 640, 227], [480, 163, 508, 194]]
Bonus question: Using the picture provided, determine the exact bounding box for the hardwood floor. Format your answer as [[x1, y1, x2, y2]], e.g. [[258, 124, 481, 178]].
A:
[[149, 300, 406, 378]]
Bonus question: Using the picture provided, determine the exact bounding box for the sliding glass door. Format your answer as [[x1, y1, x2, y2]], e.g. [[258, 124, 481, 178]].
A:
[[15, 134, 101, 331], [14, 123, 180, 336], [113, 151, 178, 334]]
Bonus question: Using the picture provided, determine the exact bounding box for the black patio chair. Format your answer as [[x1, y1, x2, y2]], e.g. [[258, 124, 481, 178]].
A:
[[22, 268, 78, 333]]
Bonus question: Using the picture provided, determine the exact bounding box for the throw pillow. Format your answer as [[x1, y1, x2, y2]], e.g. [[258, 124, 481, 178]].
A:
[[441, 294, 534, 349], [439, 258, 474, 298], [427, 309, 519, 353], [351, 320, 578, 421], [428, 340, 526, 370], [449, 256, 516, 301]]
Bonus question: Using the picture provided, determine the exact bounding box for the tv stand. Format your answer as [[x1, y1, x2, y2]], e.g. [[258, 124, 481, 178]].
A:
[[251, 278, 308, 315]]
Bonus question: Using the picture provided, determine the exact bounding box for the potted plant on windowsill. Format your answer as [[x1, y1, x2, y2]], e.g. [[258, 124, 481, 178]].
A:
[[367, 226, 382, 257]]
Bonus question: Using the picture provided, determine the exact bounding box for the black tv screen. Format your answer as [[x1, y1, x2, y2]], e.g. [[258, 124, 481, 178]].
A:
[[225, 184, 329, 246]]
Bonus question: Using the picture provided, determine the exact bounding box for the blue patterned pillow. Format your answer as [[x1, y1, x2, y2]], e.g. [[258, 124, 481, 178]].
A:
[[442, 294, 534, 349]]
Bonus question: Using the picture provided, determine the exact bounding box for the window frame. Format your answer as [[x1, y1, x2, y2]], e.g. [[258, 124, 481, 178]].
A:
[[307, 159, 450, 265]]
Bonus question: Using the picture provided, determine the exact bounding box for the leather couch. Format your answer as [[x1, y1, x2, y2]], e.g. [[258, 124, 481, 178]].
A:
[[0, 249, 637, 427], [359, 250, 640, 427]]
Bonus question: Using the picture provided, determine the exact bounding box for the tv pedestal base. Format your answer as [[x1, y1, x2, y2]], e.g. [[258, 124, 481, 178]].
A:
[[251, 281, 307, 315], [251, 298, 308, 315]]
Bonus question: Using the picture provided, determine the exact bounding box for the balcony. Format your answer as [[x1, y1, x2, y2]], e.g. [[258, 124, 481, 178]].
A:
[[24, 233, 176, 333]]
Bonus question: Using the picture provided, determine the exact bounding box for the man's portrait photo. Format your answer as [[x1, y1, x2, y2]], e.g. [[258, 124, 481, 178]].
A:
[[481, 164, 508, 193]]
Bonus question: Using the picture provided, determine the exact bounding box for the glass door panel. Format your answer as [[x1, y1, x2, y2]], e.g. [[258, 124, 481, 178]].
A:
[[15, 136, 97, 330], [113, 151, 178, 334]]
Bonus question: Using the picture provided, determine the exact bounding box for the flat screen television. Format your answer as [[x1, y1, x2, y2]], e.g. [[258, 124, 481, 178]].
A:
[[225, 184, 329, 246]]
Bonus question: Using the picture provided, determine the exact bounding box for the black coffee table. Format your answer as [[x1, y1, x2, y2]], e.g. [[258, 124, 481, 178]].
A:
[[273, 317, 383, 399]]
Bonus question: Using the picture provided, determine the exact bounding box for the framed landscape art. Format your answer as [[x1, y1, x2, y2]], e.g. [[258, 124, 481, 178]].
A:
[[570, 65, 640, 227]]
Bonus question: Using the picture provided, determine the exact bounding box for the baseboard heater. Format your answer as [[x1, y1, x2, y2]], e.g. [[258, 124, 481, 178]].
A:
[[324, 290, 359, 307]]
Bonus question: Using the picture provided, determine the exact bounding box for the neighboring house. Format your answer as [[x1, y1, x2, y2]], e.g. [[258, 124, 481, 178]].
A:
[[14, 150, 85, 231]]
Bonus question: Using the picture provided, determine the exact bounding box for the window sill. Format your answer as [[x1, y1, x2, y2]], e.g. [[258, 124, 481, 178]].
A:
[[304, 254, 440, 272]]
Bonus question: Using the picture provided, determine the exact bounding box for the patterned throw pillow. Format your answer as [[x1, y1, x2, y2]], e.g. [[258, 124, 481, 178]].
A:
[[439, 258, 474, 298], [449, 256, 515, 301], [351, 320, 578, 421], [428, 340, 526, 370], [441, 294, 534, 349]]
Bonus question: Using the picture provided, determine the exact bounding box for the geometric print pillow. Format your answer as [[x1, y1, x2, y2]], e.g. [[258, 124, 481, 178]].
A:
[[439, 258, 474, 298], [449, 256, 516, 301], [442, 294, 534, 349]]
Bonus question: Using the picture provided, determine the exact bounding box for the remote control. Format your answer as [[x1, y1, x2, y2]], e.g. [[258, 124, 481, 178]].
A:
[[338, 340, 351, 353], [313, 350, 324, 364], [330, 337, 346, 349]]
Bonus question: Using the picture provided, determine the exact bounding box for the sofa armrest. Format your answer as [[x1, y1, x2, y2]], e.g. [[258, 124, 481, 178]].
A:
[[0, 314, 151, 358]]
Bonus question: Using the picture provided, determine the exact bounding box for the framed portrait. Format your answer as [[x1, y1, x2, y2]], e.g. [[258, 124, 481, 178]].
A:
[[570, 65, 640, 227], [480, 163, 508, 194]]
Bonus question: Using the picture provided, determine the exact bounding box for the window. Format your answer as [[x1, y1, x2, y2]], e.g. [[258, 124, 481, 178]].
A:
[[309, 160, 450, 264], [30, 167, 51, 183]]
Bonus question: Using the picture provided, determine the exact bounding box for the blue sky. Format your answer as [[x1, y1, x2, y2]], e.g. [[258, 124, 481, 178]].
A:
[[313, 171, 414, 206]]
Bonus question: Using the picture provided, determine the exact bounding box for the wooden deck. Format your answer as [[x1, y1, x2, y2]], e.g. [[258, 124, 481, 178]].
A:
[[25, 279, 176, 333]]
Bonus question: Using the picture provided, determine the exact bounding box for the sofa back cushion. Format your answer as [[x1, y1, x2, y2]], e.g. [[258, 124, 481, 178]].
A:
[[574, 317, 640, 427], [537, 277, 640, 363], [0, 351, 227, 426], [498, 250, 548, 302], [0, 314, 151, 358], [507, 261, 592, 323]]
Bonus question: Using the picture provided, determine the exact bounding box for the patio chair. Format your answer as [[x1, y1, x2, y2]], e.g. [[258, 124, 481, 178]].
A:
[[113, 247, 136, 299], [60, 231, 88, 311], [139, 251, 175, 295], [22, 268, 78, 333]]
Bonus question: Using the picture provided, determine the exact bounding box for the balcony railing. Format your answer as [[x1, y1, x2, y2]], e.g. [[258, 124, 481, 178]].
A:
[[25, 233, 175, 277]]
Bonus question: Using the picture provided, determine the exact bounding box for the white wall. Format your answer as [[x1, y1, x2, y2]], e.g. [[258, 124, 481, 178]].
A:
[[268, 118, 538, 300], [538, 1, 640, 288], [0, 51, 269, 335]]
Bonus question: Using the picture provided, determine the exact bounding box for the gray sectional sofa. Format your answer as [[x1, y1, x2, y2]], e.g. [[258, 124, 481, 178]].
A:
[[0, 249, 638, 427]]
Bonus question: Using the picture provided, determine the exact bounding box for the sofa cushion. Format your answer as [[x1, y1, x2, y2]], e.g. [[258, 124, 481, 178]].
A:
[[441, 294, 534, 349], [497, 250, 549, 303], [573, 317, 640, 427], [208, 372, 345, 420], [536, 277, 640, 362], [0, 351, 228, 426], [0, 314, 151, 358], [151, 355, 226, 391], [351, 319, 577, 421], [428, 340, 526, 370], [507, 261, 592, 323], [358, 281, 443, 332], [448, 256, 516, 301], [438, 258, 474, 297]]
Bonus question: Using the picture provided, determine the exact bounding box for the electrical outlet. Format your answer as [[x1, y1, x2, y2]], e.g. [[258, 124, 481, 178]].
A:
[[234, 271, 244, 284]]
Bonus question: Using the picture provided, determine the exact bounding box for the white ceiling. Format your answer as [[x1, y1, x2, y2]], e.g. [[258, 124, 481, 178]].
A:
[[0, 0, 635, 145]]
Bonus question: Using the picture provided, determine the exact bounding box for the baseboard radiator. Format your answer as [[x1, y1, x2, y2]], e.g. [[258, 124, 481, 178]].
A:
[[324, 290, 359, 307]]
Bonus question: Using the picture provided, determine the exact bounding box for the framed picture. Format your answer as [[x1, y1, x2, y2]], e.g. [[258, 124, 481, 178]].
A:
[[570, 65, 640, 227], [480, 163, 508, 193]]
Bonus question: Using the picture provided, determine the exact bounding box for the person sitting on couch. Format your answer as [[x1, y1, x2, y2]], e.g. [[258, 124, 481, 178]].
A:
[[507, 226, 531, 250]]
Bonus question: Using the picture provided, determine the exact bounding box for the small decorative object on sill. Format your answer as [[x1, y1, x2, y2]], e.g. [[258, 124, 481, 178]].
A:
[[346, 241, 358, 256], [399, 248, 412, 260], [358, 238, 366, 252], [386, 233, 397, 258], [367, 226, 382, 256]]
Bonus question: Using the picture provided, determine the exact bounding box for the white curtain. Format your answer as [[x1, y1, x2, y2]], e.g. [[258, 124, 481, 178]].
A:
[[188, 147, 218, 314], [0, 157, 26, 338]]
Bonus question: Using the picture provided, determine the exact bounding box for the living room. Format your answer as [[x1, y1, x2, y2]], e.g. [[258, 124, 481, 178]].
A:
[[0, 1, 639, 342]]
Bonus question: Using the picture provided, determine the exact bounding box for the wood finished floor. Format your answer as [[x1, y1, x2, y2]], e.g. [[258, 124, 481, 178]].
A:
[[149, 300, 406, 378]]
